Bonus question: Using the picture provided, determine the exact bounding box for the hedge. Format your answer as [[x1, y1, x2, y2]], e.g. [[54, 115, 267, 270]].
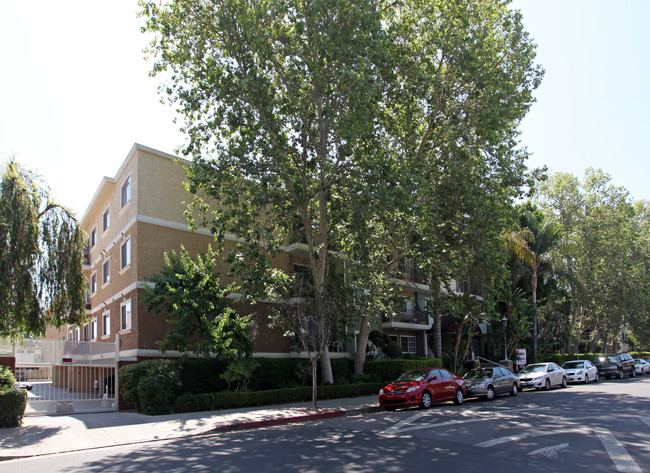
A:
[[0, 390, 27, 428], [364, 359, 442, 383], [543, 352, 650, 365], [174, 382, 384, 413]]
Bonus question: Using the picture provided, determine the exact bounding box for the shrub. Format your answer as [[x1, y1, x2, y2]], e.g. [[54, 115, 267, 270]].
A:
[[119, 359, 183, 414], [174, 382, 383, 413], [0, 390, 27, 428], [221, 358, 259, 391], [179, 358, 227, 394], [250, 358, 311, 390], [118, 361, 153, 410], [364, 359, 442, 383], [0, 366, 16, 392]]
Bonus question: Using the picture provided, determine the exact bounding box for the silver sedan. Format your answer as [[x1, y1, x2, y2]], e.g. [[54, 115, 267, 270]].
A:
[[561, 359, 599, 384], [518, 362, 567, 390]]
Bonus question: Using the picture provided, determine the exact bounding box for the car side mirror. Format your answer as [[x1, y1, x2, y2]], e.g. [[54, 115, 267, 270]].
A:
[[429, 376, 438, 381], [548, 368, 554, 372]]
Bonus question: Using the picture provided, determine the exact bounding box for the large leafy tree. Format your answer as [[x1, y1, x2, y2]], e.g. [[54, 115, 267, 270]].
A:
[[139, 0, 542, 380], [535, 169, 645, 352], [0, 160, 87, 341], [142, 245, 253, 359]]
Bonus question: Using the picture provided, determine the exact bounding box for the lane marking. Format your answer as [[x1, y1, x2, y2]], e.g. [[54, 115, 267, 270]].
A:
[[527, 443, 569, 459], [595, 429, 643, 473]]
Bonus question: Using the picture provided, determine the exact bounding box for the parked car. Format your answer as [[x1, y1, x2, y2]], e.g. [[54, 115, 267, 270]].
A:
[[463, 366, 519, 400], [595, 353, 636, 379], [634, 358, 650, 375], [518, 362, 567, 390], [561, 360, 599, 384], [379, 368, 466, 410]]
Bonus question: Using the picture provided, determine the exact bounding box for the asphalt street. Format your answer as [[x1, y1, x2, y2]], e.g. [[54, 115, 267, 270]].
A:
[[5, 376, 650, 472]]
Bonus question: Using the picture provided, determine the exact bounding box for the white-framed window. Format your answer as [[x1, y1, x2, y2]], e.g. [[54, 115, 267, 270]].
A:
[[102, 207, 110, 232], [83, 323, 90, 341], [120, 237, 131, 269], [120, 299, 131, 331], [121, 175, 131, 208], [91, 318, 97, 340], [91, 272, 97, 293], [102, 259, 110, 285], [68, 328, 74, 341], [75, 327, 80, 341], [85, 282, 91, 306], [400, 335, 416, 354], [90, 227, 97, 247], [102, 311, 111, 337]]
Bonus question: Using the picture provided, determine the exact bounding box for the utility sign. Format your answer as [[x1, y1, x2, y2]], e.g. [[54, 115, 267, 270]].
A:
[[516, 349, 527, 369]]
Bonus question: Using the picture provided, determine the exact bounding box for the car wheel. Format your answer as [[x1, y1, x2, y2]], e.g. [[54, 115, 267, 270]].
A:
[[420, 390, 432, 409], [385, 406, 396, 412], [561, 376, 567, 388], [453, 388, 464, 405], [544, 378, 551, 391], [618, 369, 624, 379], [484, 386, 495, 401], [584, 374, 590, 384], [510, 383, 518, 397], [595, 372, 599, 382], [630, 369, 636, 378]]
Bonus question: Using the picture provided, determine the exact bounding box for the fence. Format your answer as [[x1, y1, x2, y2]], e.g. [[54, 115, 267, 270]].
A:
[[0, 338, 119, 415]]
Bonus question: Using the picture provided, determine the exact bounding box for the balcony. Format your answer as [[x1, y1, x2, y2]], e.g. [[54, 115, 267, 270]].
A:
[[382, 307, 431, 327], [454, 280, 485, 298]]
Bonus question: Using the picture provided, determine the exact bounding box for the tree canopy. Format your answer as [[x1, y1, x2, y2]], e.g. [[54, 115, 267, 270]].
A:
[[139, 0, 543, 377], [0, 160, 87, 341]]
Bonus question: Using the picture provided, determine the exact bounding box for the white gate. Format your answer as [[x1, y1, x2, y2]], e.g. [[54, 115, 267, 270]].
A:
[[1, 339, 119, 416]]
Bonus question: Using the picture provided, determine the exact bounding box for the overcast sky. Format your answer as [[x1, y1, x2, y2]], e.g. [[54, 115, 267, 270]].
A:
[[1, 1, 649, 218]]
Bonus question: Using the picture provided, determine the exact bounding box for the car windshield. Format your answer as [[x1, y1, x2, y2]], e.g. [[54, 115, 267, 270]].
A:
[[562, 362, 584, 369], [395, 370, 429, 382], [599, 355, 618, 363], [464, 369, 493, 380], [520, 364, 547, 373]]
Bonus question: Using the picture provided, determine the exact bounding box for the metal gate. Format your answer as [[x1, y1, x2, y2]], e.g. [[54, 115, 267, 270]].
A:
[[2, 339, 119, 416]]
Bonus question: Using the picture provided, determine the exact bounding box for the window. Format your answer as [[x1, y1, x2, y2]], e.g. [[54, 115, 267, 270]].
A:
[[90, 227, 97, 247], [121, 175, 131, 208], [400, 335, 416, 354], [102, 208, 110, 232], [120, 300, 131, 331], [91, 272, 97, 293], [120, 237, 131, 269], [85, 282, 91, 307], [102, 311, 110, 337], [102, 259, 110, 284], [83, 324, 89, 341], [91, 318, 97, 340]]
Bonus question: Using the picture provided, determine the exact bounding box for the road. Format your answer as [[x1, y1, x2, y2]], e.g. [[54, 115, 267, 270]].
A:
[[5, 376, 650, 472]]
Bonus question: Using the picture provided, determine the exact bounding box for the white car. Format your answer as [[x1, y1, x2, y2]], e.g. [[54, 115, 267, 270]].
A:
[[561, 360, 599, 384], [634, 358, 650, 375], [518, 362, 567, 390]]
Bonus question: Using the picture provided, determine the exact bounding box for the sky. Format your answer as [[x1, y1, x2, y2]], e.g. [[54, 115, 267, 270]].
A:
[[1, 1, 649, 218]]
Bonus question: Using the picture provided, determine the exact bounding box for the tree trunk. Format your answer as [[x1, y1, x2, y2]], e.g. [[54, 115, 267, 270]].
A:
[[353, 313, 371, 376], [311, 357, 318, 408], [532, 270, 538, 362], [434, 311, 442, 359], [320, 346, 334, 385]]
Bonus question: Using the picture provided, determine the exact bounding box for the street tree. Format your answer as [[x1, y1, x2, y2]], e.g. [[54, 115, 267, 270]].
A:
[[142, 245, 253, 359], [0, 160, 87, 341], [139, 0, 543, 381]]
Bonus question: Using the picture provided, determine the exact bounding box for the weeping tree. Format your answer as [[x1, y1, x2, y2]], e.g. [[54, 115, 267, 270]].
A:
[[0, 160, 87, 341]]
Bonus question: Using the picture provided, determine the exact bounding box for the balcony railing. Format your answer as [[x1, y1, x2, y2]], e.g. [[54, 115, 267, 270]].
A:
[[455, 280, 485, 298], [383, 307, 429, 325]]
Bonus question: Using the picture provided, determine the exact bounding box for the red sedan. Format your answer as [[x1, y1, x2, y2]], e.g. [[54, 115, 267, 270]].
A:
[[379, 367, 467, 411]]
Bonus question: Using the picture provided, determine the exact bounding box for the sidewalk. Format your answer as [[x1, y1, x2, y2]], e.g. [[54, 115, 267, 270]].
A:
[[0, 395, 382, 460]]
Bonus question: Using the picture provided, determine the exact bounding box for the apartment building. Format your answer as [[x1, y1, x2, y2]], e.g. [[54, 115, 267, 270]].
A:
[[73, 144, 439, 361]]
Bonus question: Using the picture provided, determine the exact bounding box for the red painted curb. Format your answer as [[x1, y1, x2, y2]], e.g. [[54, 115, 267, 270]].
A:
[[212, 409, 347, 432]]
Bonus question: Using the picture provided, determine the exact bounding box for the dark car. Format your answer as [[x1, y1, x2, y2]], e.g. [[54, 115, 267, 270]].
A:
[[463, 366, 519, 400], [379, 368, 466, 411], [595, 353, 636, 379]]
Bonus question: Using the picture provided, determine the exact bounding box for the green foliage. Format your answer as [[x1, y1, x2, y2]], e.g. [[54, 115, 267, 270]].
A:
[[364, 359, 442, 384], [174, 383, 384, 413], [221, 358, 259, 391], [118, 359, 183, 414], [0, 160, 87, 341], [143, 245, 253, 359], [0, 365, 16, 391], [0, 389, 27, 428], [250, 358, 312, 390], [178, 358, 227, 394]]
